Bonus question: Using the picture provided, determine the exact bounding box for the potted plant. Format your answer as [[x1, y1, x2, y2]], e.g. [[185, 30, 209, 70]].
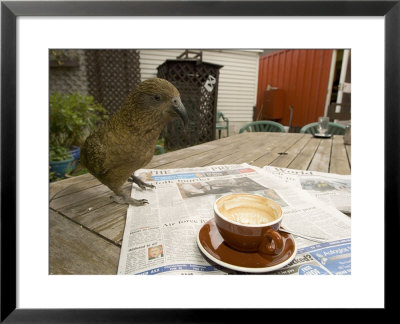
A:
[[49, 92, 107, 179], [49, 145, 74, 179]]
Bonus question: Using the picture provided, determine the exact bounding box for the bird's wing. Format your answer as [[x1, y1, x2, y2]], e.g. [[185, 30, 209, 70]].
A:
[[100, 123, 143, 172], [81, 130, 110, 176], [82, 119, 130, 176]]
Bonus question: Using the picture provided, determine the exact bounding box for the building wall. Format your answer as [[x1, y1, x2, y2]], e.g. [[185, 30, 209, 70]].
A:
[[139, 49, 260, 135], [49, 50, 89, 95], [257, 49, 333, 128]]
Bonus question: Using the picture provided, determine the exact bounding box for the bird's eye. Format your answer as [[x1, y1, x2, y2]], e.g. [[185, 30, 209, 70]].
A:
[[154, 94, 161, 102]]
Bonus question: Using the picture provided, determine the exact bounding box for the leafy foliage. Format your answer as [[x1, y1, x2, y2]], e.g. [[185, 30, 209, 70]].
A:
[[49, 92, 108, 148], [49, 145, 72, 162]]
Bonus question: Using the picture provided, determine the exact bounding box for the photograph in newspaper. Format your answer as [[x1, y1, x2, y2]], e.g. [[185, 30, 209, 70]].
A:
[[263, 166, 351, 214], [117, 164, 351, 275]]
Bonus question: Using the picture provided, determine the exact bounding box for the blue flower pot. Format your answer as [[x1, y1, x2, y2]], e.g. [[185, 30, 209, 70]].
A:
[[68, 145, 81, 160], [50, 157, 74, 178], [68, 145, 81, 171]]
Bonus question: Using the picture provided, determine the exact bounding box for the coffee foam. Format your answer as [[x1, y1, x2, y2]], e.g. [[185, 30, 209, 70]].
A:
[[216, 194, 279, 225]]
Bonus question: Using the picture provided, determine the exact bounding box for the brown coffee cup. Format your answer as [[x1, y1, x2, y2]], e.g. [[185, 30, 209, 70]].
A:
[[214, 193, 284, 255]]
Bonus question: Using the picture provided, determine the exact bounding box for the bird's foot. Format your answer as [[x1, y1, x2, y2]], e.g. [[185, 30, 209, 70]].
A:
[[110, 194, 149, 206], [128, 175, 156, 190]]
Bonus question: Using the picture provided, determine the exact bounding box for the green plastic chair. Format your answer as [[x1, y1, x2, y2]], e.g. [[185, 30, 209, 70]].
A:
[[239, 120, 286, 134], [300, 122, 346, 135], [216, 111, 229, 138]]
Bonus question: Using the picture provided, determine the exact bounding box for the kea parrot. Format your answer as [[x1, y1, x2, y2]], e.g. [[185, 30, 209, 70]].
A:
[[80, 78, 188, 206]]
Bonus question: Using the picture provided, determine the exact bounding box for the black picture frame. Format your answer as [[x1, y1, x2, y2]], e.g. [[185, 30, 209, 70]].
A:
[[1, 0, 398, 321]]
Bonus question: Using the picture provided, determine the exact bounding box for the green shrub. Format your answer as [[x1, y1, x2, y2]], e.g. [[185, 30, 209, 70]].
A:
[[49, 92, 108, 148], [49, 145, 72, 162]]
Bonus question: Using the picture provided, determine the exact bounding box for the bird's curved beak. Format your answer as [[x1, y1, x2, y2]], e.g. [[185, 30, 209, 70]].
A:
[[171, 97, 188, 128]]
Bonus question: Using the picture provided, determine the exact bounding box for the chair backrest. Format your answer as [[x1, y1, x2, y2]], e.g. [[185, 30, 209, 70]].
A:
[[239, 121, 286, 133], [217, 111, 227, 122], [300, 122, 346, 135]]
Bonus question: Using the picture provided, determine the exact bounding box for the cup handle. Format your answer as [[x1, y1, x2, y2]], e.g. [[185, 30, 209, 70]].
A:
[[258, 229, 284, 255]]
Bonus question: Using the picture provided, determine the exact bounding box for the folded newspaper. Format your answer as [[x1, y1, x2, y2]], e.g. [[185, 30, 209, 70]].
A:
[[117, 164, 351, 275]]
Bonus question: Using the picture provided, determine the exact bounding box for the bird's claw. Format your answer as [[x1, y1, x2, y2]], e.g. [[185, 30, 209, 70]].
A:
[[128, 175, 156, 190], [136, 199, 149, 205], [136, 182, 156, 190], [110, 195, 149, 206]]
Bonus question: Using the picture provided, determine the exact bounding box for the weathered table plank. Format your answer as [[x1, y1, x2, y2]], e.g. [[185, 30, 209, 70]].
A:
[[50, 182, 110, 210], [221, 132, 302, 166], [330, 135, 351, 174], [49, 210, 120, 274], [146, 134, 244, 169], [307, 137, 333, 173], [287, 137, 322, 170], [269, 135, 313, 168], [250, 133, 306, 167], [155, 134, 248, 168], [345, 144, 351, 167], [50, 173, 95, 200]]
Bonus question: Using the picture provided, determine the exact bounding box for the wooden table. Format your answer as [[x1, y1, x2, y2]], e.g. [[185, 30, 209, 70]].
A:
[[50, 132, 351, 274]]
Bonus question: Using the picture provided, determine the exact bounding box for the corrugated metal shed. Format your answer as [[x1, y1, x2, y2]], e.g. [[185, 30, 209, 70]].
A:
[[257, 49, 333, 128], [139, 49, 260, 129]]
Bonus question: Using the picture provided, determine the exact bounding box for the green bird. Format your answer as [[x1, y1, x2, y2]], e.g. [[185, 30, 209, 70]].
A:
[[80, 78, 188, 206]]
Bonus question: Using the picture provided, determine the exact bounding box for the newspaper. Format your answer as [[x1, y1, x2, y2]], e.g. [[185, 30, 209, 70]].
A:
[[263, 166, 351, 214], [272, 238, 351, 275], [117, 164, 351, 275]]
